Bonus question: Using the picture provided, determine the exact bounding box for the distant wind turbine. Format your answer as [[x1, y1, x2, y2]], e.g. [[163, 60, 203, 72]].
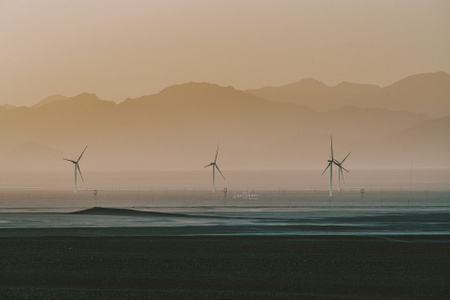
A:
[[321, 136, 337, 197], [64, 146, 87, 193], [333, 152, 351, 193], [204, 144, 225, 192]]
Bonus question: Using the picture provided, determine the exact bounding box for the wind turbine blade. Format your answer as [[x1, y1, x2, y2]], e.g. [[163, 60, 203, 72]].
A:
[[215, 165, 225, 179], [64, 159, 76, 163], [330, 136, 333, 160], [77, 164, 84, 183], [342, 166, 350, 173], [214, 144, 219, 163], [204, 163, 213, 168], [340, 167, 345, 184], [341, 152, 351, 164], [321, 162, 331, 176], [77, 146, 88, 163]]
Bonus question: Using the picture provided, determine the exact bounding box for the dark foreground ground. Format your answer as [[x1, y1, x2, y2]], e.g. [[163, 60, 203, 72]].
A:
[[0, 234, 449, 299]]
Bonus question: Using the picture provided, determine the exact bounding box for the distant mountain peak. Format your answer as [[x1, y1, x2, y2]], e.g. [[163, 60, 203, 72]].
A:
[[159, 82, 237, 95], [334, 81, 378, 88], [33, 93, 105, 109], [120, 81, 291, 112], [33, 94, 68, 108], [285, 78, 327, 89], [414, 70, 448, 77], [151, 82, 245, 104], [300, 78, 325, 84], [388, 71, 450, 87], [0, 104, 17, 111], [71, 92, 100, 100]]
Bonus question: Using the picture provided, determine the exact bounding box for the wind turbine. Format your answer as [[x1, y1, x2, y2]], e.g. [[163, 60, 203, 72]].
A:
[[204, 144, 225, 192], [333, 152, 351, 193], [64, 146, 87, 193], [321, 136, 337, 197]]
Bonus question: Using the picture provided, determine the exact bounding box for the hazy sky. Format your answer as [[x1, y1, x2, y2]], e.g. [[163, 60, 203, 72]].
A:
[[1, 0, 449, 105]]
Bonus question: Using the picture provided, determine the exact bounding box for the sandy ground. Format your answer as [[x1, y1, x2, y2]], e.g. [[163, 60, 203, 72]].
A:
[[0, 233, 449, 299]]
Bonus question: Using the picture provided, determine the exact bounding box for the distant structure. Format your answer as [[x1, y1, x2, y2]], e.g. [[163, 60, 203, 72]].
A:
[[333, 152, 351, 193], [204, 144, 225, 192], [321, 136, 351, 196], [322, 136, 336, 197], [64, 146, 88, 193]]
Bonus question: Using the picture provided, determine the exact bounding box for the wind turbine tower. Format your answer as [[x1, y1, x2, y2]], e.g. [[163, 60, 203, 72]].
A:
[[64, 146, 88, 193], [204, 144, 225, 192], [321, 136, 337, 197]]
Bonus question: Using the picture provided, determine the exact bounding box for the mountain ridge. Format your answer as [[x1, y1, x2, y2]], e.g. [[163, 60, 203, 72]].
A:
[[0, 73, 448, 170], [245, 71, 450, 117], [14, 72, 448, 118], [32, 94, 68, 108]]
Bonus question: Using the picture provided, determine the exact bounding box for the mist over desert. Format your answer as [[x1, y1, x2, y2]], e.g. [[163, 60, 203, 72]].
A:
[[1, 72, 449, 175]]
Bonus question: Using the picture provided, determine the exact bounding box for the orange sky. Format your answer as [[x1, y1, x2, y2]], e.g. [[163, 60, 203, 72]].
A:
[[1, 0, 449, 105]]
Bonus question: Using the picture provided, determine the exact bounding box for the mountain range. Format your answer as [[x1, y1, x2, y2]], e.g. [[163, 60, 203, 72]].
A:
[[0, 72, 448, 171], [245, 71, 450, 118]]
